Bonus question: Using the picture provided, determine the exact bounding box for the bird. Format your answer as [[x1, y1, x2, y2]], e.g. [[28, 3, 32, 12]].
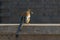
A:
[[24, 8, 31, 24], [16, 8, 33, 39]]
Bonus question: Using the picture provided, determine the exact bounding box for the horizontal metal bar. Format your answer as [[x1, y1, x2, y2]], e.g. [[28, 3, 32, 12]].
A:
[[0, 24, 60, 26]]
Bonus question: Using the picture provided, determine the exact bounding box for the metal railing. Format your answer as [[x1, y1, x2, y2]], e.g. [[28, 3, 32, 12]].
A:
[[0, 24, 60, 26]]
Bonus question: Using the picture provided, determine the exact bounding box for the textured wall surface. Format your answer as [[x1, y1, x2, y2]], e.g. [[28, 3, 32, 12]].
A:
[[0, 33, 60, 40], [1, 0, 60, 23], [0, 26, 60, 34], [18, 34, 60, 40], [0, 26, 60, 40]]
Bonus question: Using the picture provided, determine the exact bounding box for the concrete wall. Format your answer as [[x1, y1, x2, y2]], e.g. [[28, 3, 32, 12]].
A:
[[0, 26, 60, 40]]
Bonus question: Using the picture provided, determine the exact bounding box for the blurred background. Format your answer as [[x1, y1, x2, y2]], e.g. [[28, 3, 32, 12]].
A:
[[0, 0, 60, 23]]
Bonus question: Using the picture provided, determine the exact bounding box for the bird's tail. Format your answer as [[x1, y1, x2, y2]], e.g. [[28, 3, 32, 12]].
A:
[[16, 16, 24, 40]]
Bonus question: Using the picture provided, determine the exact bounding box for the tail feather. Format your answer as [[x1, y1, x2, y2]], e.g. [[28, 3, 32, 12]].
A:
[[16, 16, 24, 38]]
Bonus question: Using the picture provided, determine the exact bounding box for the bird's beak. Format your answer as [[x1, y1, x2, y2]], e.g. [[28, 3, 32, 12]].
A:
[[31, 11, 34, 14]]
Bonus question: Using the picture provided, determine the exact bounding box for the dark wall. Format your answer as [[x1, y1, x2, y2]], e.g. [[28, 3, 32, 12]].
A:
[[1, 0, 60, 23], [0, 1, 2, 23], [30, 0, 60, 23]]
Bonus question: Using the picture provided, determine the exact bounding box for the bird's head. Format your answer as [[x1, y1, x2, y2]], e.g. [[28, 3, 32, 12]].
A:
[[27, 8, 34, 14]]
